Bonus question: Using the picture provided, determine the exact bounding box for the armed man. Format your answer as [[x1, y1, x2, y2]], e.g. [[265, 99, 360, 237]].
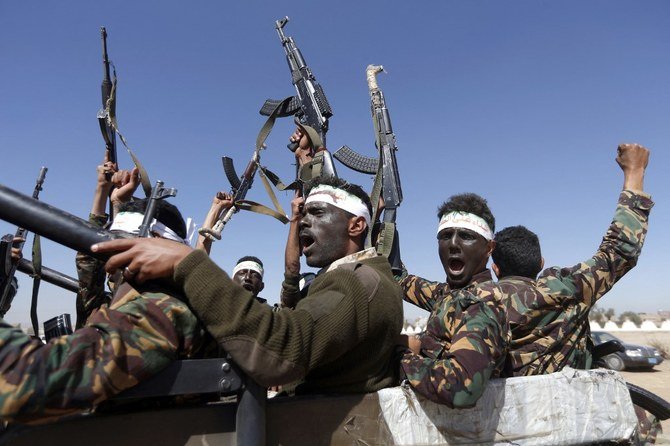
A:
[[489, 143, 652, 376], [0, 195, 211, 423], [93, 176, 404, 394], [75, 153, 140, 327], [397, 193, 508, 407]]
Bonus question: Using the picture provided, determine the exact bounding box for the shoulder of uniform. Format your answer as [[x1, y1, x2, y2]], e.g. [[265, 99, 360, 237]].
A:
[[332, 261, 382, 302]]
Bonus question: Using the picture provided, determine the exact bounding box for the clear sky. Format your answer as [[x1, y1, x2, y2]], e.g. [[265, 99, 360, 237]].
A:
[[1, 1, 668, 328]]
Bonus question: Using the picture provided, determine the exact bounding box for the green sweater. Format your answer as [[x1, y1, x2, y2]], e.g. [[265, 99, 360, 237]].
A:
[[174, 250, 403, 393]]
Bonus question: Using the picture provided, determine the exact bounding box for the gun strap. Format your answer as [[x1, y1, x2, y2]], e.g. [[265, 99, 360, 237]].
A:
[[105, 72, 153, 198], [256, 166, 289, 223], [30, 234, 42, 340], [235, 200, 288, 223], [366, 162, 384, 248], [259, 149, 334, 195], [256, 96, 294, 150], [295, 123, 324, 154], [375, 221, 396, 258], [229, 163, 289, 224]]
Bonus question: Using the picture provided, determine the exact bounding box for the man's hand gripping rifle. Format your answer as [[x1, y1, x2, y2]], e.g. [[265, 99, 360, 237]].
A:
[[199, 147, 262, 241], [96, 26, 152, 200], [334, 65, 403, 273], [259, 17, 338, 188], [98, 27, 117, 173]]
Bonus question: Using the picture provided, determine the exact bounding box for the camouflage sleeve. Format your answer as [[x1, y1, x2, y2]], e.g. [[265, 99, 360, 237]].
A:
[[548, 190, 653, 308], [397, 274, 449, 312], [75, 213, 111, 328], [400, 289, 508, 408], [0, 288, 203, 423]]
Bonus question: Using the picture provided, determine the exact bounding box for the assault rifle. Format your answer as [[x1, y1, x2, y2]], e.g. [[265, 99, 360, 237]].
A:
[[0, 167, 48, 316], [98, 27, 117, 170], [96, 26, 152, 199], [137, 180, 177, 238], [334, 65, 403, 273], [259, 17, 337, 188], [199, 148, 262, 241]]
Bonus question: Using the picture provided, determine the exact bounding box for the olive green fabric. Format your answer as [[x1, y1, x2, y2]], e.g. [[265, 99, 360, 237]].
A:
[[174, 250, 403, 393]]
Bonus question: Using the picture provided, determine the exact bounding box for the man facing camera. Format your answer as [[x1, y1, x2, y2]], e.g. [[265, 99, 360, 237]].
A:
[[94, 176, 404, 394]]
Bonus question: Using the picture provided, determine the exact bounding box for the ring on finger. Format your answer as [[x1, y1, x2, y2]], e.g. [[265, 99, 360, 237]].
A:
[[123, 266, 138, 278]]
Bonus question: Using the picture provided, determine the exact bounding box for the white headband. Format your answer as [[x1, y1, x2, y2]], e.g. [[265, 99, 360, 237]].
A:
[[109, 211, 192, 245], [232, 261, 264, 278], [305, 185, 371, 225], [437, 211, 493, 241]]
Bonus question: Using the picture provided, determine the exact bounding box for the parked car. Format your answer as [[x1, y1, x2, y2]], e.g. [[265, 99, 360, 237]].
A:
[[592, 331, 664, 371]]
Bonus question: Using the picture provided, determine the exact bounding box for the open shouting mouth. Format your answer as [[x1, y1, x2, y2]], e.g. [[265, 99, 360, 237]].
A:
[[300, 231, 315, 256], [448, 258, 465, 276]]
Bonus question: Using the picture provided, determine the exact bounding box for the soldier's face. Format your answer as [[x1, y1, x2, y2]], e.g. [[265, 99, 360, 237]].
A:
[[232, 269, 264, 297], [438, 227, 492, 289], [299, 201, 350, 268]]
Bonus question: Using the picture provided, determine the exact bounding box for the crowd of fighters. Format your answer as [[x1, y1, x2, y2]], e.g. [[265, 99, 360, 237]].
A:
[[0, 122, 652, 424]]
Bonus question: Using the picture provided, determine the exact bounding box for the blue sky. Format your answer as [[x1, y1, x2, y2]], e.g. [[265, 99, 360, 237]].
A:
[[1, 1, 668, 327]]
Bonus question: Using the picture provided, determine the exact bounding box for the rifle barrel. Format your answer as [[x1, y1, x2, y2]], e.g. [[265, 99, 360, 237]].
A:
[[101, 27, 111, 81], [0, 184, 120, 260], [17, 259, 79, 294]]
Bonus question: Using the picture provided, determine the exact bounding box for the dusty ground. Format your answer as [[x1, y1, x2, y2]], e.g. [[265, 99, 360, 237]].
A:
[[612, 332, 670, 443]]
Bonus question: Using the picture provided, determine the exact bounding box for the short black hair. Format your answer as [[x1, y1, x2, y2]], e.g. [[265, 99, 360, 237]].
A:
[[437, 193, 495, 234], [118, 199, 187, 239], [304, 176, 373, 217], [237, 256, 263, 267], [492, 225, 542, 279]]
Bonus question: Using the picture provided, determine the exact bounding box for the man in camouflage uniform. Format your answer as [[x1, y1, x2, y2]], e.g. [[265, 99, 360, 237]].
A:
[[491, 143, 652, 376], [75, 154, 140, 327], [0, 196, 209, 423], [398, 194, 508, 407]]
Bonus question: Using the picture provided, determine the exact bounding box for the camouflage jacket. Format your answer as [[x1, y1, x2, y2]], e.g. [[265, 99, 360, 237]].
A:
[[75, 213, 111, 328], [400, 278, 508, 408], [399, 269, 493, 312], [505, 190, 653, 376], [0, 283, 207, 423]]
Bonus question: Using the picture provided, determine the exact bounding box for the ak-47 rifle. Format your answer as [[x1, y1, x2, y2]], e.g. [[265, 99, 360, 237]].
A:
[[0, 167, 47, 317], [137, 180, 177, 238], [96, 27, 152, 199], [98, 27, 117, 171], [199, 148, 263, 241], [334, 65, 403, 274], [259, 17, 337, 188]]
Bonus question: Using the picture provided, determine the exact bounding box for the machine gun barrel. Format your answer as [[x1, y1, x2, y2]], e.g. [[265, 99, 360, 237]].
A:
[[0, 183, 121, 260]]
